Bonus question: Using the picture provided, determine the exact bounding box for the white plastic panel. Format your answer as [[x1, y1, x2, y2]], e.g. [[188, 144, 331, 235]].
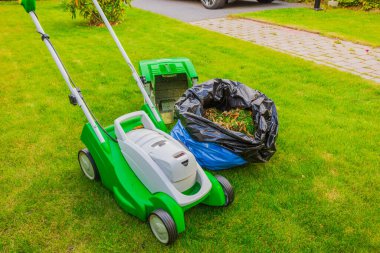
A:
[[114, 111, 212, 206]]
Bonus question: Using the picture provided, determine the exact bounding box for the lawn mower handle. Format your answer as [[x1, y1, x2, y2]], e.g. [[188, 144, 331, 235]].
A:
[[90, 0, 162, 123], [21, 0, 36, 13], [21, 4, 106, 144], [114, 111, 157, 142]]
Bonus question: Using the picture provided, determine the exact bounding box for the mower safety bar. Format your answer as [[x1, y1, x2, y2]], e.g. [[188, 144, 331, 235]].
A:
[[21, 0, 35, 13]]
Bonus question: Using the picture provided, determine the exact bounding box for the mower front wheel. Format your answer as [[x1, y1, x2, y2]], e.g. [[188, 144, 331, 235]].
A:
[[148, 209, 178, 245], [215, 175, 234, 206], [78, 149, 100, 181]]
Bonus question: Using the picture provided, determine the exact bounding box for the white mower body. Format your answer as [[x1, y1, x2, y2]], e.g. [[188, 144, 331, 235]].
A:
[[114, 111, 212, 206]]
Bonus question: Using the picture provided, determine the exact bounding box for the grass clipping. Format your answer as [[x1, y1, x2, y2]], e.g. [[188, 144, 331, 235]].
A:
[[203, 108, 255, 137]]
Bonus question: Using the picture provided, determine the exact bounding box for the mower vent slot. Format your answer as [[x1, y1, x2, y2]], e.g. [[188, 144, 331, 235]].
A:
[[151, 140, 166, 147], [173, 152, 185, 159]]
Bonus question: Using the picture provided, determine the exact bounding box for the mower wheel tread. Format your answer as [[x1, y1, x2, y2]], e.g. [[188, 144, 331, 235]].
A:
[[149, 209, 178, 245], [78, 149, 100, 181], [215, 175, 234, 206]]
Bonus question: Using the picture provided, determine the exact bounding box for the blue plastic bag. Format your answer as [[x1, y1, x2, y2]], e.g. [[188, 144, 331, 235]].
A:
[[171, 121, 247, 171]]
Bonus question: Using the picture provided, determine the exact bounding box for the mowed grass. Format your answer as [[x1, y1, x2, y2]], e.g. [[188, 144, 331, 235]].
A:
[[236, 8, 380, 47], [1, 1, 380, 252]]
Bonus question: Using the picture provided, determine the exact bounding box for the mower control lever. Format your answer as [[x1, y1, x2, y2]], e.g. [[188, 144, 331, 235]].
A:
[[140, 76, 147, 84], [69, 87, 83, 106]]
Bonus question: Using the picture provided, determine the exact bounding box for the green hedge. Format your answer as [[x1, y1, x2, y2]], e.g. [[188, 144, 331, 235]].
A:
[[338, 0, 359, 7], [359, 0, 380, 10], [283, 0, 379, 10], [337, 0, 379, 9]]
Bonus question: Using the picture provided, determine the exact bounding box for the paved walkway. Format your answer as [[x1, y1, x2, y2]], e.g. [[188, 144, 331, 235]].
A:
[[191, 18, 380, 83]]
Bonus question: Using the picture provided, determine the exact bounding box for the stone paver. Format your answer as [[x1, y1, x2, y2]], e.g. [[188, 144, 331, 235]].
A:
[[191, 18, 380, 83]]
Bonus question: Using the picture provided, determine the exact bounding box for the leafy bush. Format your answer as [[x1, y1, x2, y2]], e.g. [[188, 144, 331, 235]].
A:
[[66, 0, 130, 26]]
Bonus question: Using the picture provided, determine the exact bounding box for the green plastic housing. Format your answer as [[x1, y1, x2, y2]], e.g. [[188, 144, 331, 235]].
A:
[[21, 0, 36, 13], [80, 104, 226, 234], [139, 58, 198, 124]]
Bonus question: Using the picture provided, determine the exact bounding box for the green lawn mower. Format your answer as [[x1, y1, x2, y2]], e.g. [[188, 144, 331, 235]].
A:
[[20, 0, 234, 245]]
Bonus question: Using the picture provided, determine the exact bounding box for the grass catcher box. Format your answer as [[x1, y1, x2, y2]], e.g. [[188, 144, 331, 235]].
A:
[[172, 79, 279, 170], [139, 58, 198, 124]]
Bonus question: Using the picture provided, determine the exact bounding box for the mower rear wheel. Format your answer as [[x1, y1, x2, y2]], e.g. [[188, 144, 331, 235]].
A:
[[148, 209, 178, 245], [78, 149, 100, 181], [215, 175, 234, 206]]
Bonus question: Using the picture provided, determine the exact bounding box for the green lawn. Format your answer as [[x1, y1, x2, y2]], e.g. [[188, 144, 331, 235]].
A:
[[1, 1, 380, 252], [236, 8, 380, 47]]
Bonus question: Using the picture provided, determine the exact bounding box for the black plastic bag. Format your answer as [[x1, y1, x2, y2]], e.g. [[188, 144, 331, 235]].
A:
[[174, 79, 278, 163]]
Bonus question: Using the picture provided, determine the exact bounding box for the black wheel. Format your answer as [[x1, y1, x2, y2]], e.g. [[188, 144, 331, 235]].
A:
[[201, 0, 226, 9], [257, 0, 274, 3], [78, 149, 100, 181], [215, 175, 234, 206], [148, 209, 178, 245]]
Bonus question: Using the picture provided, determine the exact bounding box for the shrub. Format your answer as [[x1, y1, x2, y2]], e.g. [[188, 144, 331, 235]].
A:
[[66, 0, 130, 26]]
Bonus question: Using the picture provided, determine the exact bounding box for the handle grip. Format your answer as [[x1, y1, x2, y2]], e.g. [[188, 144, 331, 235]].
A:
[[21, 0, 36, 13]]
